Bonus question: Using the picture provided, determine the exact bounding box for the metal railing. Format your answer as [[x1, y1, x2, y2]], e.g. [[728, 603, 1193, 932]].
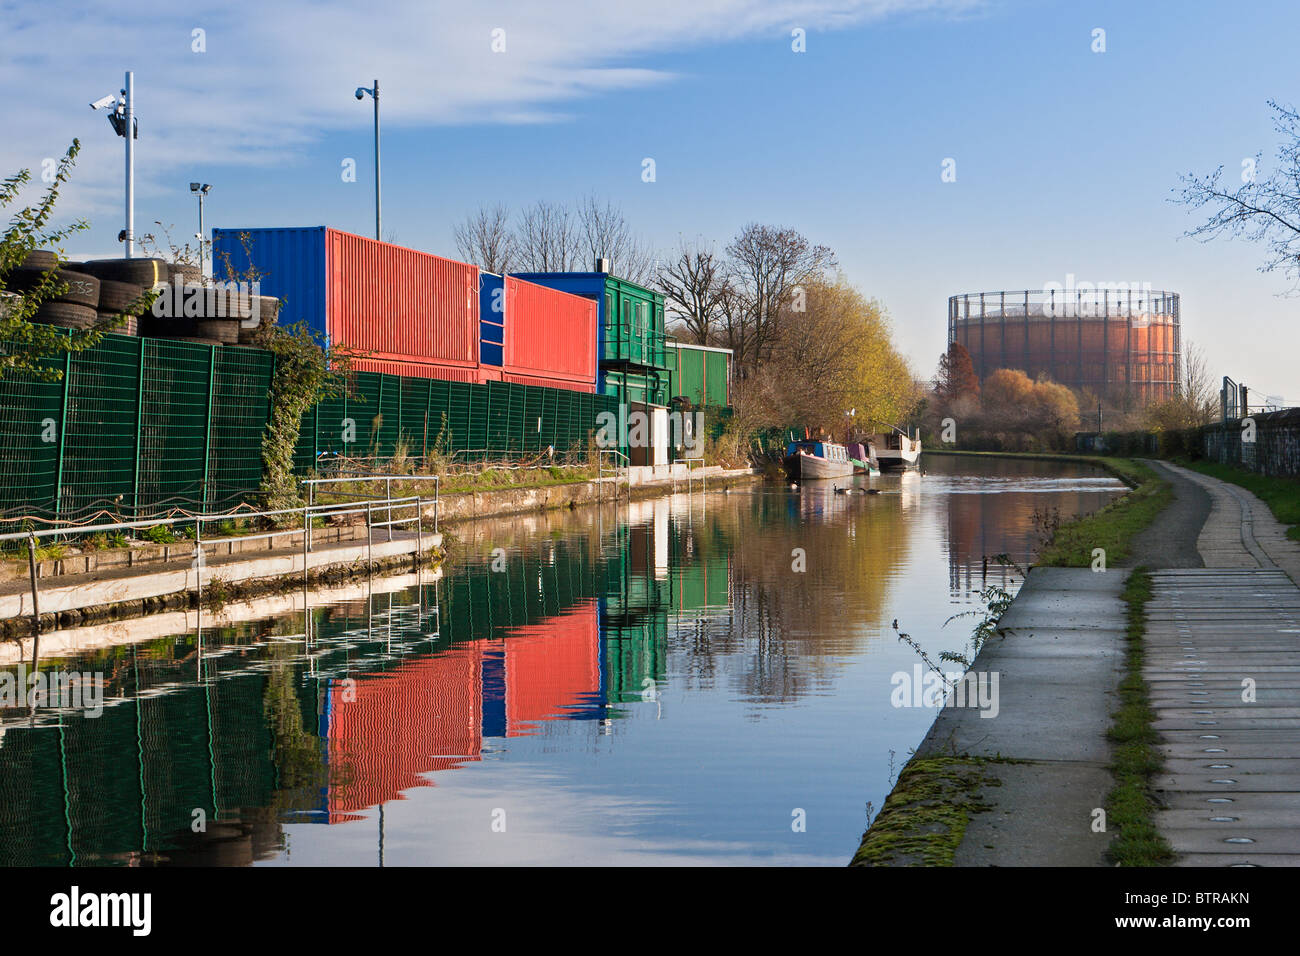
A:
[[302, 474, 440, 540], [675, 457, 707, 494], [597, 449, 630, 502], [2, 489, 434, 648]]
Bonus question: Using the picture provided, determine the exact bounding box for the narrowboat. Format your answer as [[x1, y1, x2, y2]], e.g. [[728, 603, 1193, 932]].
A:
[[845, 441, 880, 476], [783, 439, 856, 481]]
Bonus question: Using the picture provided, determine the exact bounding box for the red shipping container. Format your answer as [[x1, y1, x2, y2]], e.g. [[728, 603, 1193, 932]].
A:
[[351, 357, 479, 383], [503, 277, 596, 386], [328, 228, 479, 369], [502, 372, 596, 394]]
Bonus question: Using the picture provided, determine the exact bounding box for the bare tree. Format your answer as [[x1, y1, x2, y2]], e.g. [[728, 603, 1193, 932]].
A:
[[725, 223, 836, 372], [512, 200, 582, 273], [1180, 342, 1219, 425], [453, 204, 514, 273], [1176, 100, 1300, 290], [577, 194, 656, 283], [657, 237, 731, 344]]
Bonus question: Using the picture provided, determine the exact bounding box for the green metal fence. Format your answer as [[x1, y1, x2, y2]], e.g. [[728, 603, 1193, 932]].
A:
[[0, 332, 619, 522]]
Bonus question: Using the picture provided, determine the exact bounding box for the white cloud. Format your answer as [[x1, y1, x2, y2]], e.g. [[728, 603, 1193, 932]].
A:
[[2, 0, 980, 222]]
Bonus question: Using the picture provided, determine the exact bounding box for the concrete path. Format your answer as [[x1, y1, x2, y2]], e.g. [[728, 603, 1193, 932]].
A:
[[914, 567, 1127, 865], [1142, 462, 1300, 865], [1125, 460, 1211, 569]]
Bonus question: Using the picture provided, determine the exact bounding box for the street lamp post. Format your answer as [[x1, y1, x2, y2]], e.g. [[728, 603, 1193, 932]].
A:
[[354, 80, 381, 240], [190, 183, 211, 275]]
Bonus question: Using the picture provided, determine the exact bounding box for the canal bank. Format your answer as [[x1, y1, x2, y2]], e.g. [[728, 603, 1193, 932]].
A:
[[0, 465, 758, 637], [854, 454, 1300, 866]]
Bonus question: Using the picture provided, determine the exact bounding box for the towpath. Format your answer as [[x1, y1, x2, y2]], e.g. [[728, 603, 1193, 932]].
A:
[[860, 459, 1300, 866], [1140, 461, 1300, 865]]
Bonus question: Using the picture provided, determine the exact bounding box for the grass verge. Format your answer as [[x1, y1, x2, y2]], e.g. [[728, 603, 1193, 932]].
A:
[[1105, 567, 1176, 866], [1035, 458, 1173, 568], [1177, 458, 1300, 541]]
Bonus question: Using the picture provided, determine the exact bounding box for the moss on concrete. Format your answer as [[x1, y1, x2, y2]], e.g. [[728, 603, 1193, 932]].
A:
[[850, 755, 1008, 867], [1105, 567, 1176, 866]]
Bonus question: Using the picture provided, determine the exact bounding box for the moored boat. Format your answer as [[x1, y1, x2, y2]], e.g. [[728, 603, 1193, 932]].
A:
[[870, 428, 922, 470], [783, 439, 855, 481], [845, 441, 880, 476]]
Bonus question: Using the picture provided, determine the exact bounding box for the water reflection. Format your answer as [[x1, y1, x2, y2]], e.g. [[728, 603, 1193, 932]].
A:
[[0, 457, 1124, 866]]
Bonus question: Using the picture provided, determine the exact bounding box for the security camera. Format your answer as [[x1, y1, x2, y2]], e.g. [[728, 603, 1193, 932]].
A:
[[355, 88, 366, 100], [90, 94, 117, 110]]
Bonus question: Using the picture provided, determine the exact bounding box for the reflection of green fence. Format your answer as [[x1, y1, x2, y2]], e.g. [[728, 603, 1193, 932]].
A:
[[0, 332, 619, 521]]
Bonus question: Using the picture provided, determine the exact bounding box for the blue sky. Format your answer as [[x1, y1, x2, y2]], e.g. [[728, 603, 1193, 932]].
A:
[[4, 0, 1297, 398]]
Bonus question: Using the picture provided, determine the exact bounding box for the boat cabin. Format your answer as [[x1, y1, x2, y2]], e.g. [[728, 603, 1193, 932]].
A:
[[784, 440, 849, 462]]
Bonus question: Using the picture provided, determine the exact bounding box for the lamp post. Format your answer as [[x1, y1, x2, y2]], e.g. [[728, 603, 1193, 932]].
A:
[[190, 182, 211, 275], [90, 71, 137, 257], [354, 80, 381, 240]]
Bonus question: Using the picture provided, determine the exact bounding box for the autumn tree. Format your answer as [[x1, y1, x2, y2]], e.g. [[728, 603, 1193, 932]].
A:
[[976, 369, 1080, 446], [742, 275, 917, 434], [934, 342, 980, 401]]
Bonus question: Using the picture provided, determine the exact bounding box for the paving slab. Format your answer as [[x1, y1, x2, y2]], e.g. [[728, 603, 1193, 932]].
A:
[[914, 567, 1126, 865], [1143, 464, 1300, 866]]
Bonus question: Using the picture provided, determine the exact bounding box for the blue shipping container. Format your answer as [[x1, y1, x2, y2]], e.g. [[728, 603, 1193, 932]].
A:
[[212, 226, 330, 343], [479, 272, 505, 366]]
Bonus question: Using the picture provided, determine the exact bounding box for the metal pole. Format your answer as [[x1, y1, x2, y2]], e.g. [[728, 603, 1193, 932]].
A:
[[27, 534, 41, 642], [303, 503, 309, 587], [124, 71, 134, 258], [201, 343, 216, 510], [373, 79, 381, 241], [367, 500, 373, 572], [197, 191, 205, 276], [415, 494, 422, 571], [196, 518, 203, 607], [387, 476, 392, 542]]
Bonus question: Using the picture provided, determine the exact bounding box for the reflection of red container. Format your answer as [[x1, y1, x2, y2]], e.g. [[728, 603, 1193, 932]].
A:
[[504, 601, 601, 736], [502, 277, 597, 390], [326, 646, 483, 822]]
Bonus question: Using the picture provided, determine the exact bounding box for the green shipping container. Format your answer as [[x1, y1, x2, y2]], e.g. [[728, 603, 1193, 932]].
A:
[[666, 341, 731, 407]]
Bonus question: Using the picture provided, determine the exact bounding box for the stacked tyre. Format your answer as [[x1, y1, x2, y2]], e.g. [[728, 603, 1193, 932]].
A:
[[6, 251, 102, 329]]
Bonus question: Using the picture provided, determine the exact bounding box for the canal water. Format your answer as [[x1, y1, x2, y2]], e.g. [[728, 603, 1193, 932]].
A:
[[0, 455, 1124, 866]]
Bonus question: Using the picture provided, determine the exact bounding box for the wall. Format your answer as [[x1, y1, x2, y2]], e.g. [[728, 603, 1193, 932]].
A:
[[1202, 408, 1300, 477]]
